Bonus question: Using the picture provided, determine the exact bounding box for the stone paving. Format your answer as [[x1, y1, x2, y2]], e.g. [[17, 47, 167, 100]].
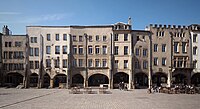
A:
[[0, 88, 200, 109]]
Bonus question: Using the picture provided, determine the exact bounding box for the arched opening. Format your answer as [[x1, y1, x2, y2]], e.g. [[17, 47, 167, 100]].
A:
[[88, 74, 109, 86], [72, 74, 84, 87], [29, 73, 38, 87], [43, 73, 50, 88], [54, 74, 67, 87], [152, 72, 167, 87], [191, 73, 200, 87], [172, 74, 186, 85], [6, 72, 23, 87], [113, 72, 129, 88], [134, 73, 148, 89]]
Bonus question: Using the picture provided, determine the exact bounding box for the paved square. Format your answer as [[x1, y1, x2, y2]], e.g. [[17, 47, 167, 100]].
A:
[[0, 88, 200, 109]]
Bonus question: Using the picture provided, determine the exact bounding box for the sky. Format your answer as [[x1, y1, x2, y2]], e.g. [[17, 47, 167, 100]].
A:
[[0, 0, 200, 34]]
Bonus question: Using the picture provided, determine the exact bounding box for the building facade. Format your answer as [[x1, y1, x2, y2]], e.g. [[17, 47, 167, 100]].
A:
[[0, 19, 200, 89]]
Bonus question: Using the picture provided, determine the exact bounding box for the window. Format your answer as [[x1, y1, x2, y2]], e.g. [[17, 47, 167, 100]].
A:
[[193, 34, 197, 42], [78, 59, 83, 67], [102, 46, 107, 54], [137, 36, 140, 41], [55, 46, 60, 54], [182, 42, 187, 53], [102, 59, 107, 67], [162, 58, 166, 66], [72, 46, 77, 54], [15, 41, 22, 47], [35, 48, 39, 56], [142, 36, 145, 41], [79, 36, 83, 42], [63, 59, 67, 68], [88, 59, 93, 67], [162, 44, 166, 52], [35, 61, 39, 69], [95, 46, 100, 54], [96, 35, 100, 41], [193, 61, 197, 69], [13, 52, 18, 59], [174, 42, 179, 53], [143, 61, 148, 69], [4, 51, 8, 59], [89, 36, 92, 42], [154, 57, 158, 66], [124, 46, 128, 55], [114, 46, 118, 55], [135, 61, 139, 69], [46, 46, 51, 54], [31, 37, 37, 43], [47, 34, 51, 41], [114, 34, 118, 41], [95, 59, 100, 67], [143, 49, 148, 57], [19, 51, 24, 58], [63, 46, 67, 54], [177, 58, 183, 68], [124, 60, 128, 69], [154, 44, 158, 52], [54, 58, 60, 68], [5, 42, 8, 47], [30, 61, 34, 69], [72, 35, 76, 41], [55, 34, 59, 41], [136, 48, 140, 56], [72, 59, 77, 67], [193, 47, 197, 55], [88, 46, 93, 54], [162, 31, 164, 36], [124, 34, 128, 41], [79, 46, 83, 54], [9, 52, 13, 59], [30, 48, 34, 56], [9, 63, 13, 70], [3, 64, 8, 70], [103, 35, 107, 41], [8, 42, 12, 47], [19, 63, 24, 70], [46, 59, 51, 68], [115, 60, 118, 68], [63, 34, 67, 41]]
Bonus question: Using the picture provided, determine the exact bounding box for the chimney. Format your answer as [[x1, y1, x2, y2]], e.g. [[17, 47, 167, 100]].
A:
[[2, 25, 10, 35]]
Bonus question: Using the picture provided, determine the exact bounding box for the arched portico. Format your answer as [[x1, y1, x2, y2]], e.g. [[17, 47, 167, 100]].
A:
[[53, 74, 67, 87], [113, 72, 129, 88], [191, 73, 200, 87], [88, 74, 109, 86], [43, 73, 50, 88], [172, 73, 186, 85], [29, 73, 38, 87], [152, 72, 167, 87], [72, 74, 84, 87], [6, 72, 23, 87], [134, 72, 148, 89]]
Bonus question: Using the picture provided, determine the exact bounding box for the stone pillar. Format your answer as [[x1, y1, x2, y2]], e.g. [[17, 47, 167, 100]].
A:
[[167, 70, 172, 87], [109, 70, 113, 89], [148, 70, 152, 89], [50, 79, 54, 88], [129, 70, 132, 89]]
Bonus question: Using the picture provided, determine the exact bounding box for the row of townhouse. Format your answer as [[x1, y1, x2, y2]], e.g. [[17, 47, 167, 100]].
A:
[[0, 18, 200, 89]]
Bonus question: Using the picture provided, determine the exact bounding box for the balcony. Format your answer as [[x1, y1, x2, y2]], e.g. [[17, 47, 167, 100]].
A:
[[173, 63, 194, 69]]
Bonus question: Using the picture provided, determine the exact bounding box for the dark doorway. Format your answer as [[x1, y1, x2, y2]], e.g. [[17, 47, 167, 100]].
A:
[[54, 74, 67, 87], [152, 72, 167, 87], [135, 73, 148, 89], [30, 73, 38, 87], [191, 73, 200, 87], [43, 73, 50, 88], [88, 74, 109, 86], [72, 74, 84, 87], [6, 73, 23, 87], [173, 74, 186, 85], [113, 72, 129, 88]]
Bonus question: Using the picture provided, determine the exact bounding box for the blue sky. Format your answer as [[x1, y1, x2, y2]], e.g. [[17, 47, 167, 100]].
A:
[[0, 0, 200, 34]]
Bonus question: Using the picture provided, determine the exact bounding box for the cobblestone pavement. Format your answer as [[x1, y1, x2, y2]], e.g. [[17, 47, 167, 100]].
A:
[[0, 88, 200, 109]]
